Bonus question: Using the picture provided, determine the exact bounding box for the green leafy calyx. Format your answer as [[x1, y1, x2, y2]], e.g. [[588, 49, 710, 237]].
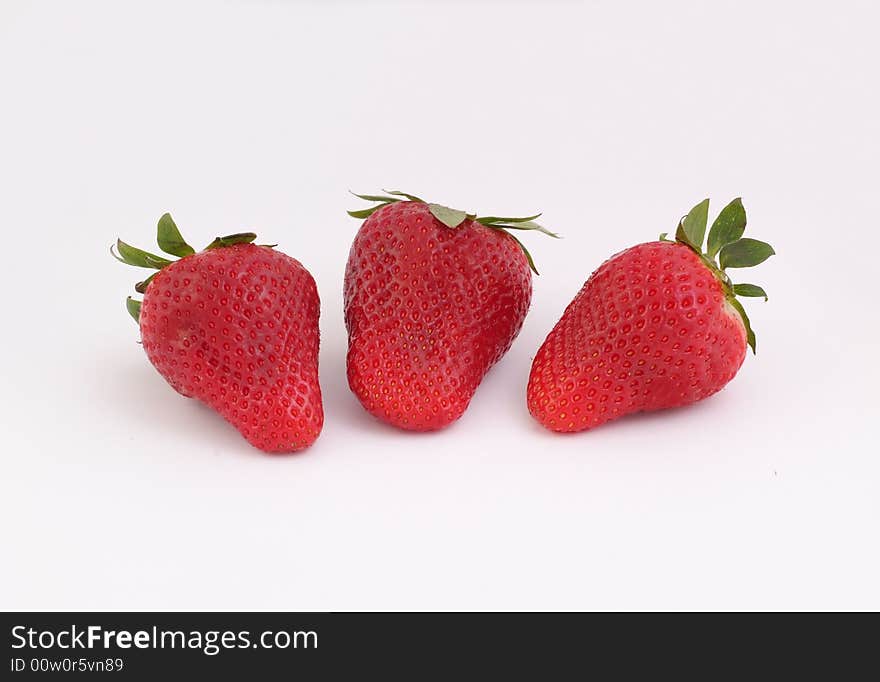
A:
[[347, 190, 559, 275], [113, 214, 269, 325], [663, 198, 775, 353]]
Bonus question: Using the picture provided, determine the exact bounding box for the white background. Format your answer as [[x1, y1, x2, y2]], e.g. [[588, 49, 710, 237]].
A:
[[1, 0, 877, 611]]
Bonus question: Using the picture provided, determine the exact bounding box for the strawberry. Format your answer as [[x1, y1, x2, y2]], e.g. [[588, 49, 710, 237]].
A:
[[527, 198, 774, 433], [344, 191, 558, 431], [113, 214, 322, 453]]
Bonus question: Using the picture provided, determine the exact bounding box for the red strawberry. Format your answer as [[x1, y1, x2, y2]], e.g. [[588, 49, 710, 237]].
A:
[[114, 214, 322, 452], [527, 198, 774, 433], [344, 191, 557, 431]]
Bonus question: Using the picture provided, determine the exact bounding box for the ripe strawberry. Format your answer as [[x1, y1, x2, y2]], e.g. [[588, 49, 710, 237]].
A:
[[344, 190, 558, 431], [527, 198, 774, 433], [113, 214, 322, 452]]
